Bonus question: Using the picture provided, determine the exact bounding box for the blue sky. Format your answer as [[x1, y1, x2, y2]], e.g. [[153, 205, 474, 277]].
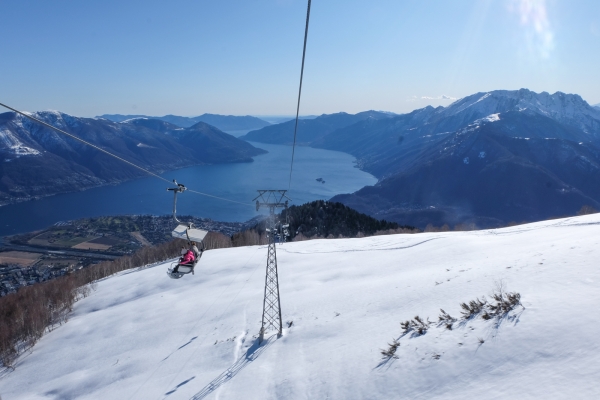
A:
[[1, 0, 599, 117]]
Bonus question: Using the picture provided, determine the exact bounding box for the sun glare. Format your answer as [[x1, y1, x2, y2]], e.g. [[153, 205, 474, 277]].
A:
[[509, 0, 554, 59]]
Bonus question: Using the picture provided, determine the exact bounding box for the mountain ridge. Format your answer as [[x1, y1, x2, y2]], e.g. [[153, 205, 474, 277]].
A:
[[333, 111, 600, 228], [314, 90, 600, 174], [240, 110, 397, 145], [327, 92, 600, 228], [0, 111, 266, 205], [98, 113, 271, 131], [301, 89, 600, 228]]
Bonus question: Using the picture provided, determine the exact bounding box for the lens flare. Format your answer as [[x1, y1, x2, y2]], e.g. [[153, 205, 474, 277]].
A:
[[509, 0, 554, 59]]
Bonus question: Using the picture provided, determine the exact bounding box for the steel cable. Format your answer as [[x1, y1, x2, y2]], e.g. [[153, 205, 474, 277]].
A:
[[0, 102, 253, 207], [288, 0, 312, 190]]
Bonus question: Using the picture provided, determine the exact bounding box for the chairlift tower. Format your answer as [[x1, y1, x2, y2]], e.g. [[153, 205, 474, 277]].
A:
[[254, 190, 290, 342]]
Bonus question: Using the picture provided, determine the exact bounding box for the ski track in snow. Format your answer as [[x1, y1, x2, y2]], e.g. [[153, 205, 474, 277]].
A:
[[1, 214, 600, 399], [278, 237, 438, 255]]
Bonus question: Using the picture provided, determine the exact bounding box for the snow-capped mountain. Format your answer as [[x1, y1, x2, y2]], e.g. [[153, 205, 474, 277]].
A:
[[314, 90, 600, 168], [430, 89, 600, 136], [305, 89, 600, 228], [1, 214, 599, 399], [247, 90, 600, 152], [0, 111, 265, 204], [0, 116, 41, 157], [333, 108, 600, 227]]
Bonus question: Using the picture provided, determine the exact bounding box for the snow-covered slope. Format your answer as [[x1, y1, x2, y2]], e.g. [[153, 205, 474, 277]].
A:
[[2, 215, 600, 399]]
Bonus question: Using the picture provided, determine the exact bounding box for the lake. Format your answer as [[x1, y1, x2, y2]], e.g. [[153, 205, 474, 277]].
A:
[[0, 143, 377, 236]]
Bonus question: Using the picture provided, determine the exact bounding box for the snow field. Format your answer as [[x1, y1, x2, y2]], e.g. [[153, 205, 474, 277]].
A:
[[1, 215, 600, 399]]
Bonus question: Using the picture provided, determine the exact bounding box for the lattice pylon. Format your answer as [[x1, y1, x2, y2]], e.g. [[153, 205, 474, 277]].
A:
[[253, 190, 289, 343], [259, 212, 283, 342]]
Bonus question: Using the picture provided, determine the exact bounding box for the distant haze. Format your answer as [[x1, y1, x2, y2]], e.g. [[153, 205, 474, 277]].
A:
[[252, 115, 319, 125], [98, 113, 271, 131]]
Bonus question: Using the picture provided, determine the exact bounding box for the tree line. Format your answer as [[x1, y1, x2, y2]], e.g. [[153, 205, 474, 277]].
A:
[[0, 238, 191, 368]]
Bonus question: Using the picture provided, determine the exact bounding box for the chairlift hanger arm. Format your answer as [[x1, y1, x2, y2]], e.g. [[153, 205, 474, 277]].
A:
[[167, 179, 186, 193], [167, 179, 187, 224], [167, 179, 209, 246], [253, 190, 291, 211], [253, 190, 291, 203]]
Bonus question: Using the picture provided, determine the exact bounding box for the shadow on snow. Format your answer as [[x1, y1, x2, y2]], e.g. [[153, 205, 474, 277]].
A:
[[188, 335, 276, 399]]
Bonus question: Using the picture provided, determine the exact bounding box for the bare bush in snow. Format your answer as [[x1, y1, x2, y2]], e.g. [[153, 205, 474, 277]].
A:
[[401, 315, 431, 335], [438, 309, 457, 329], [460, 282, 522, 321], [380, 338, 400, 359], [460, 298, 487, 319], [487, 282, 522, 317]]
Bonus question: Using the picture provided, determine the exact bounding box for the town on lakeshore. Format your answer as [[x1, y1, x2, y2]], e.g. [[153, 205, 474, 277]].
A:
[[0, 215, 246, 296]]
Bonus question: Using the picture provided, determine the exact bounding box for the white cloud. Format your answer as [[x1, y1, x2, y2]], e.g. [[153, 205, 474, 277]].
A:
[[405, 95, 457, 103], [421, 95, 457, 100]]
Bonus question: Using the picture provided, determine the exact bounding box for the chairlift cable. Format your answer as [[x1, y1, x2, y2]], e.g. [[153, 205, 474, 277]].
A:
[[187, 188, 252, 207], [0, 102, 253, 207], [288, 0, 312, 190], [0, 102, 173, 185]]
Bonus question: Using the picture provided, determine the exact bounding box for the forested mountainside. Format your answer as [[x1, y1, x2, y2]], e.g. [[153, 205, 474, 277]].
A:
[[0, 111, 266, 204], [280, 200, 416, 239], [329, 90, 600, 228], [240, 200, 416, 241]]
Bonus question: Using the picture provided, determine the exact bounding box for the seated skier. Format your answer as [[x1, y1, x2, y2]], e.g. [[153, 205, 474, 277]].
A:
[[172, 248, 195, 273]]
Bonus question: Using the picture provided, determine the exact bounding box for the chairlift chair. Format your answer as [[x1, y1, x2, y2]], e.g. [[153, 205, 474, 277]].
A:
[[282, 223, 290, 242], [166, 180, 209, 279]]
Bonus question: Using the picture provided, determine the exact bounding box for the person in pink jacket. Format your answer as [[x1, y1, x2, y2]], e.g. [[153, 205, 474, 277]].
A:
[[173, 249, 195, 273]]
